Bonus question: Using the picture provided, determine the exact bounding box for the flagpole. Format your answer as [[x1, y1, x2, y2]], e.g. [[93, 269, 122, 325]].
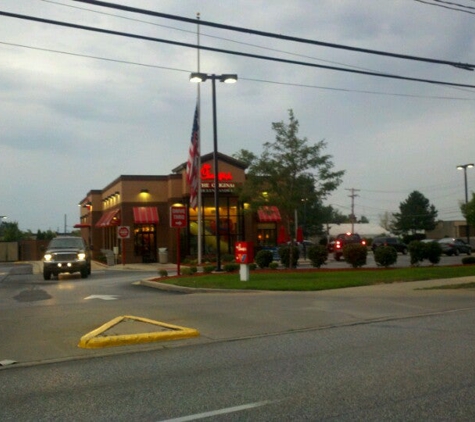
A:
[[196, 12, 202, 265]]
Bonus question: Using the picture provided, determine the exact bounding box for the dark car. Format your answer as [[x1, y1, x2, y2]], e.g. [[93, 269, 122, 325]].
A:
[[437, 238, 472, 256], [43, 236, 92, 280], [371, 237, 408, 254], [333, 233, 366, 261]]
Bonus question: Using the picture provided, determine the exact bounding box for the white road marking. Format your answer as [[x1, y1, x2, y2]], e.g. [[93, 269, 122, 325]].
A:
[[160, 400, 276, 421], [84, 295, 119, 301]]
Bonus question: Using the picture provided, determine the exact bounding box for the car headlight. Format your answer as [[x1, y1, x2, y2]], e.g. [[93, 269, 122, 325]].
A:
[[44, 254, 52, 262], [78, 253, 86, 260]]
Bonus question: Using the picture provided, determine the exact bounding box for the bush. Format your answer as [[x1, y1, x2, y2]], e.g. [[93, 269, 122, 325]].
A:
[[374, 246, 397, 267], [223, 263, 239, 272], [203, 265, 215, 273], [158, 269, 168, 277], [307, 244, 328, 268], [269, 261, 279, 269], [278, 245, 300, 268], [249, 263, 257, 270], [255, 249, 274, 269], [342, 243, 367, 268], [408, 240, 425, 266], [181, 267, 192, 276], [423, 242, 442, 265], [462, 256, 475, 265], [222, 254, 235, 263]]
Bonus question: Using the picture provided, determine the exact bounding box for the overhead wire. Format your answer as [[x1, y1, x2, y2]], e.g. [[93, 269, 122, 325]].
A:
[[1, 10, 475, 89], [71, 0, 475, 71]]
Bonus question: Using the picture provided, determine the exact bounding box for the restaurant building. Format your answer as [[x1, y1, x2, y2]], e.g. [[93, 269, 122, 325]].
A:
[[75, 152, 284, 264]]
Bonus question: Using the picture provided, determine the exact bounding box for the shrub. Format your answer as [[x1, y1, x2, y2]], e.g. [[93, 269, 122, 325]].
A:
[[307, 244, 328, 268], [462, 256, 475, 265], [249, 263, 257, 270], [342, 243, 367, 268], [255, 249, 274, 268], [269, 261, 279, 270], [408, 240, 425, 266], [222, 254, 235, 263], [203, 265, 215, 273], [223, 263, 239, 272], [189, 266, 198, 274], [158, 269, 168, 277], [181, 267, 192, 276], [374, 246, 397, 268], [423, 241, 442, 265], [278, 245, 300, 268]]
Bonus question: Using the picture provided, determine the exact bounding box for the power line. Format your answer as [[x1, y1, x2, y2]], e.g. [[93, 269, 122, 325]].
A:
[[3, 39, 474, 101], [2, 11, 475, 89], [72, 0, 475, 71]]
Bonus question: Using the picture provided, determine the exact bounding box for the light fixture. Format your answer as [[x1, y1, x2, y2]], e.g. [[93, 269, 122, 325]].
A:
[[140, 189, 149, 194], [189, 72, 238, 271]]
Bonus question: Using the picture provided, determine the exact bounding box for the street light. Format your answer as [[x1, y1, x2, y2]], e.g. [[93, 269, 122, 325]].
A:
[[457, 163, 474, 245], [190, 72, 238, 271]]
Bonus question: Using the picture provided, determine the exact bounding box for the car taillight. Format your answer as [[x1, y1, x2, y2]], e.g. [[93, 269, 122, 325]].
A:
[[335, 241, 342, 249], [362, 240, 366, 245]]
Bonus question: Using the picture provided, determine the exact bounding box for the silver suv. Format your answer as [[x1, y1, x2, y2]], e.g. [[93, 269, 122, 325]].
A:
[[43, 236, 91, 280]]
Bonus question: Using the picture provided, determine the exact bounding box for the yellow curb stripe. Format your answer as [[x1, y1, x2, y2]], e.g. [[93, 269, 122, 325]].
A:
[[78, 315, 200, 349]]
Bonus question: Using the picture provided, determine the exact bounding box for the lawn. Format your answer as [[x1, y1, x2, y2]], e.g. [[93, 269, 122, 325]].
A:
[[155, 265, 475, 291]]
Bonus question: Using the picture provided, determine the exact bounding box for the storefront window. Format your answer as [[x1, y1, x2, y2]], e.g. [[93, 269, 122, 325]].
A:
[[188, 196, 242, 258], [257, 223, 277, 246]]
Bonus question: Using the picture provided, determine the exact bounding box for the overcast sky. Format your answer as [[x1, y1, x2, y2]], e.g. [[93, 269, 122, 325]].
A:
[[2, 0, 475, 233]]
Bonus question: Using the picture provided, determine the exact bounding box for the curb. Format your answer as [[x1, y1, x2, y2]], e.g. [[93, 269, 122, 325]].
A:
[[137, 278, 261, 294], [78, 315, 200, 348]]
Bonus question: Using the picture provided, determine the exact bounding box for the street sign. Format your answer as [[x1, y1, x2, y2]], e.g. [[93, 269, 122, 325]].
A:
[[117, 226, 130, 239], [170, 205, 187, 228]]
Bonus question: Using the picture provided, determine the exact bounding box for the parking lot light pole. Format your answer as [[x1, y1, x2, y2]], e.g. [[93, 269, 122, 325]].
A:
[[190, 72, 238, 271], [457, 163, 474, 245]]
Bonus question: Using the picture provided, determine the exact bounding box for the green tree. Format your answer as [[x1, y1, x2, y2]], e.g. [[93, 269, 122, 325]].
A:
[[0, 221, 23, 241], [238, 109, 344, 246], [393, 191, 438, 235], [461, 192, 475, 228]]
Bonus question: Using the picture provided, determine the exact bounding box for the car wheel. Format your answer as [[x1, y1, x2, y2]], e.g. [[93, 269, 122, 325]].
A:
[[80, 267, 88, 278], [43, 270, 51, 280], [334, 254, 341, 261], [454, 249, 460, 256]]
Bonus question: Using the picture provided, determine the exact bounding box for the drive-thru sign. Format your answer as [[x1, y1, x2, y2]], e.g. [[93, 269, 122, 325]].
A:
[[117, 226, 130, 239], [170, 205, 187, 228]]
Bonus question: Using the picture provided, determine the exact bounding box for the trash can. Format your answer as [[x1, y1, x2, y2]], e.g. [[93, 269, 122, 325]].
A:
[[158, 248, 168, 264]]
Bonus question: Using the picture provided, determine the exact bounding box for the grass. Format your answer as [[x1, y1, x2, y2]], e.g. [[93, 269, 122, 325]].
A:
[[155, 265, 475, 291]]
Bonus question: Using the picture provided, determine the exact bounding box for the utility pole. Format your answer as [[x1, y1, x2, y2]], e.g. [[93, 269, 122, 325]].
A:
[[346, 188, 360, 233]]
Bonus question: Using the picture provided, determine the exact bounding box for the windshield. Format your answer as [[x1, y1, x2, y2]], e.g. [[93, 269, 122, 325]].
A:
[[48, 238, 85, 249]]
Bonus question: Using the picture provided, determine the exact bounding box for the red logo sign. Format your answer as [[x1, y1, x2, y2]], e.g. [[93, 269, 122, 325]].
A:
[[235, 241, 254, 264], [170, 205, 187, 228], [200, 163, 233, 181]]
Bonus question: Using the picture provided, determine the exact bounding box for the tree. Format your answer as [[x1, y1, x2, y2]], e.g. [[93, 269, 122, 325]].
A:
[[238, 109, 345, 245], [0, 221, 23, 241], [392, 191, 438, 235], [379, 211, 395, 232], [461, 192, 475, 228]]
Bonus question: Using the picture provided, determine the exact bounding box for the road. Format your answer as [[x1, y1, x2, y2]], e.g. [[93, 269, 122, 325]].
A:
[[1, 308, 474, 421], [1, 260, 475, 420]]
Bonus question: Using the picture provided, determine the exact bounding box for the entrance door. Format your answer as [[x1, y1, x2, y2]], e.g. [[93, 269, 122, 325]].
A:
[[134, 225, 156, 263]]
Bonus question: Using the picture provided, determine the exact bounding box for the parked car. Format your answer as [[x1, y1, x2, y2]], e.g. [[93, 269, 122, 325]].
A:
[[333, 233, 366, 261], [437, 238, 472, 256], [371, 237, 408, 254]]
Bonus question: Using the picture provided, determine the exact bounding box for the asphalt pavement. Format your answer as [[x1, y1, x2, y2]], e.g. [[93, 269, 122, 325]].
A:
[[1, 259, 475, 368]]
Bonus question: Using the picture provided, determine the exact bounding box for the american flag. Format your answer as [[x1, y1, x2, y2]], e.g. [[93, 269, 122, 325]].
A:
[[186, 103, 200, 209]]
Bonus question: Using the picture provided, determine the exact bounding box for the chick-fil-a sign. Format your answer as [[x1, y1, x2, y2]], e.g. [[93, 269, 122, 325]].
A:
[[201, 163, 233, 181], [235, 241, 254, 264]]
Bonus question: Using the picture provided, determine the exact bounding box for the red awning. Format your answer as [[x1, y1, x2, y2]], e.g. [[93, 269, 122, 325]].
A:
[[258, 206, 282, 222], [133, 207, 159, 224], [96, 209, 121, 228], [74, 223, 90, 228]]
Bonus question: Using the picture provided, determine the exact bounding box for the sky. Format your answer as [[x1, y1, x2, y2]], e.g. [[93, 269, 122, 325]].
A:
[[1, 0, 475, 233]]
